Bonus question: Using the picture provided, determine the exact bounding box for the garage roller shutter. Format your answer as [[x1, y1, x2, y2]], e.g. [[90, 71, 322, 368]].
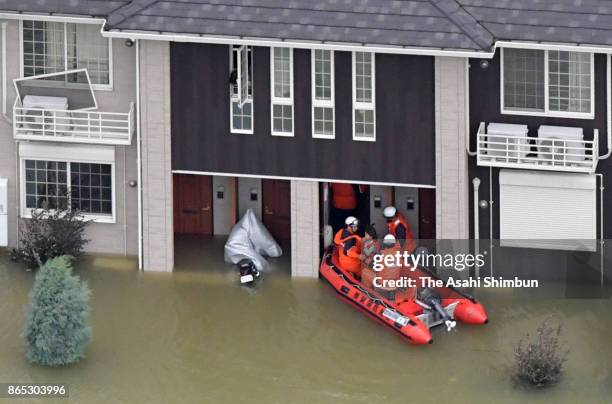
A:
[[499, 170, 597, 252]]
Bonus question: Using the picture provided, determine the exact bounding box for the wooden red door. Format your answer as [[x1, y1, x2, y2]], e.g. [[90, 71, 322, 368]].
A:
[[262, 179, 291, 241], [173, 174, 213, 235], [418, 188, 436, 240]]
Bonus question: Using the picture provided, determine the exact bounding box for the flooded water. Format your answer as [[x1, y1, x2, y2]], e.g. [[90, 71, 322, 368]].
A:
[[1, 238, 611, 403]]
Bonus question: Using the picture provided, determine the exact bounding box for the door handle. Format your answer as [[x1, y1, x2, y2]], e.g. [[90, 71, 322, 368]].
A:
[[201, 205, 211, 211], [264, 206, 273, 215]]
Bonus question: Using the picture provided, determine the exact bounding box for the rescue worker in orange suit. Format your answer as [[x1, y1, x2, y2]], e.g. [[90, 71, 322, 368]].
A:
[[330, 183, 368, 234], [333, 216, 364, 278], [383, 206, 417, 253]]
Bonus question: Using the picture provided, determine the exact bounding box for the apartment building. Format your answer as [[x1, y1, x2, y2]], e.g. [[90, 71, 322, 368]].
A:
[[0, 1, 610, 282]]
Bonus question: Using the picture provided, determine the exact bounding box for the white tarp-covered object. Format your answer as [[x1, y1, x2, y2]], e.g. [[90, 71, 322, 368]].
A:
[[224, 209, 283, 270]]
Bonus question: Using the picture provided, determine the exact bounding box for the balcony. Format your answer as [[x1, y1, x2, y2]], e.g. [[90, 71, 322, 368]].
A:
[[476, 122, 599, 174], [13, 98, 134, 146]]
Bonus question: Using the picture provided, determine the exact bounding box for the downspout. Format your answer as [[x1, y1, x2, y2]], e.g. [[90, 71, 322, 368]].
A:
[[123, 145, 128, 256], [1, 21, 11, 124], [136, 39, 143, 270], [600, 54, 612, 160], [489, 167, 494, 277], [595, 173, 605, 286], [472, 178, 480, 277], [465, 59, 476, 157]]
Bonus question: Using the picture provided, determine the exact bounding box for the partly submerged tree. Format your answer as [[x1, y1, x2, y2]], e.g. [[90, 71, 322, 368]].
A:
[[514, 319, 568, 387], [23, 256, 92, 366], [11, 197, 90, 269]]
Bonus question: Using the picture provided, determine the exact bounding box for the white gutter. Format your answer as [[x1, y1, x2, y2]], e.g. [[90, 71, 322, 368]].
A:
[[0, 12, 104, 24], [494, 40, 612, 55], [136, 39, 143, 271], [102, 29, 495, 58]]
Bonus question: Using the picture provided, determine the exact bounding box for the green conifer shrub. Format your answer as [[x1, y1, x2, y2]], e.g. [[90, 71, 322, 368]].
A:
[[23, 256, 92, 366]]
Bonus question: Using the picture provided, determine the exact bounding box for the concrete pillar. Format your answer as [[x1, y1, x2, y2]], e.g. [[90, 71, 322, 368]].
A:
[[290, 180, 320, 277], [434, 57, 470, 241], [139, 41, 174, 272]]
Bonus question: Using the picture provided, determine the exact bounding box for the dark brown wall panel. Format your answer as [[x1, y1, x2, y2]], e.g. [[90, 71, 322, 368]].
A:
[[171, 43, 436, 185], [468, 52, 611, 238]]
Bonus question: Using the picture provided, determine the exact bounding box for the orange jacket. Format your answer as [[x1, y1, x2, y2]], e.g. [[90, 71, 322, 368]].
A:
[[331, 183, 357, 210], [387, 213, 416, 253], [334, 228, 362, 275]]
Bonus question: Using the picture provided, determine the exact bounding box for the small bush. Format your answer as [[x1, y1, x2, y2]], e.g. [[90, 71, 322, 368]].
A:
[[23, 256, 92, 366], [11, 199, 90, 269], [514, 320, 568, 387]]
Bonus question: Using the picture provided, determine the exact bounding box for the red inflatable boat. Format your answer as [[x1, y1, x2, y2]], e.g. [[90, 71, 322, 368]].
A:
[[319, 247, 488, 345]]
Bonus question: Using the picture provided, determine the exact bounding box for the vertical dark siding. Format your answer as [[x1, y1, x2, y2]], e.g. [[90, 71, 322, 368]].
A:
[[468, 52, 611, 239], [171, 43, 436, 185]]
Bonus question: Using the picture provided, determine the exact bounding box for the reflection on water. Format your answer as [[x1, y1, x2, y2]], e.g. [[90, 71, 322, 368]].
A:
[[1, 241, 611, 403]]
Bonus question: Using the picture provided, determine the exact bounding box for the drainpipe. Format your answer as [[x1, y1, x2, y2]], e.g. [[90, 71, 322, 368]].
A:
[[595, 173, 605, 286], [601, 54, 612, 160], [472, 177, 480, 277], [136, 39, 143, 271], [472, 178, 480, 240], [465, 59, 477, 157], [1, 21, 11, 124]]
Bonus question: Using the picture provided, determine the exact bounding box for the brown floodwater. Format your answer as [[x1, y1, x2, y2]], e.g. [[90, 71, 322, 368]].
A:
[[1, 238, 611, 403]]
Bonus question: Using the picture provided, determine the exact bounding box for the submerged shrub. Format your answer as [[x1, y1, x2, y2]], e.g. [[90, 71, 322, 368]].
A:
[[23, 256, 92, 366], [11, 199, 90, 269], [514, 320, 568, 387]]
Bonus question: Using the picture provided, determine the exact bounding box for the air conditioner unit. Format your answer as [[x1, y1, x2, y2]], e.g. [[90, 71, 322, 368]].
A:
[[486, 122, 529, 160], [21, 95, 71, 135], [0, 178, 7, 247], [537, 125, 585, 163]]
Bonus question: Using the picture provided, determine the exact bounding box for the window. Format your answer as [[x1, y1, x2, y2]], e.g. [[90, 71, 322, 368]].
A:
[[22, 20, 112, 87], [230, 45, 253, 134], [312, 50, 335, 139], [271, 47, 294, 136], [502, 48, 594, 118], [352, 52, 376, 141], [24, 159, 113, 218]]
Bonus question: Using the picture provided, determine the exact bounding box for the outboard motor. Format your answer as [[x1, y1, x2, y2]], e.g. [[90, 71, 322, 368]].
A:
[[417, 288, 457, 332], [238, 259, 260, 284]]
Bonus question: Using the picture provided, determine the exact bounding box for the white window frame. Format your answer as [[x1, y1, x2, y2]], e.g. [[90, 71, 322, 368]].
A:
[[19, 143, 116, 223], [500, 48, 595, 120], [270, 47, 294, 137], [19, 19, 113, 91], [352, 52, 376, 142], [230, 45, 254, 135], [311, 50, 335, 139]]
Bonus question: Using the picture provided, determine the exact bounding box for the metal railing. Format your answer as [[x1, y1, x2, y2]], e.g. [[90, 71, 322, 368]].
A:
[[476, 122, 599, 174], [13, 99, 134, 146]]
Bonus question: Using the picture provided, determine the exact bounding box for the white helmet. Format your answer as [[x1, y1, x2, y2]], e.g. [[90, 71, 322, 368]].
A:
[[383, 206, 397, 219], [345, 216, 359, 227], [383, 234, 396, 247]]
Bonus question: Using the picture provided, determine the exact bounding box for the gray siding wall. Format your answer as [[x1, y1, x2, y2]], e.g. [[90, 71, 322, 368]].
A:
[[0, 20, 138, 256], [291, 180, 319, 277], [435, 57, 469, 240], [139, 40, 174, 272]]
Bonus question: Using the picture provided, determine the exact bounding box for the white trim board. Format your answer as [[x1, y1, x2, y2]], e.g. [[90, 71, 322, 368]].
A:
[[171, 170, 436, 189]]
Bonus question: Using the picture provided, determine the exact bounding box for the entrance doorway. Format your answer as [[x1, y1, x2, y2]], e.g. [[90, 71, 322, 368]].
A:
[[262, 179, 291, 241], [173, 174, 213, 235]]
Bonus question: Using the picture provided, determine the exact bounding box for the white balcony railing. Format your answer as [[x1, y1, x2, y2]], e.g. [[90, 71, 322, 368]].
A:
[[13, 99, 134, 146], [476, 122, 599, 174]]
